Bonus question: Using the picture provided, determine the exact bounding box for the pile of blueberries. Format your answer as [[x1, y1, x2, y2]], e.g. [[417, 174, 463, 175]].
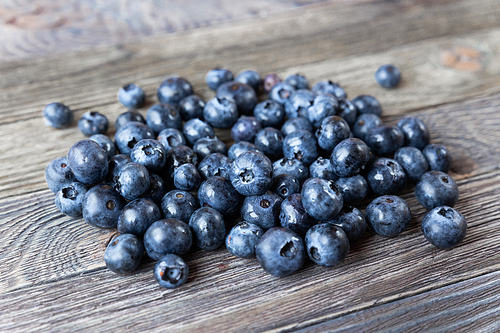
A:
[[43, 65, 467, 288]]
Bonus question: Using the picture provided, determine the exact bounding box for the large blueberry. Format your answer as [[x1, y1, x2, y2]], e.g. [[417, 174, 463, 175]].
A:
[[205, 68, 234, 91], [375, 64, 401, 89], [271, 174, 301, 199], [282, 129, 318, 166], [228, 141, 264, 160], [216, 81, 257, 115], [305, 223, 349, 267], [281, 117, 313, 137], [55, 182, 88, 217], [42, 102, 73, 128], [45, 157, 77, 193], [315, 116, 350, 152], [104, 234, 144, 274], [226, 221, 264, 258], [352, 95, 382, 116], [115, 110, 146, 131], [284, 89, 316, 119], [421, 206, 467, 249], [367, 158, 407, 195], [311, 80, 346, 99], [203, 97, 239, 128], [114, 121, 154, 156], [230, 151, 273, 196], [279, 193, 316, 236], [144, 219, 192, 260], [78, 111, 108, 136], [254, 127, 284, 161], [179, 94, 205, 121], [335, 174, 368, 204], [397, 117, 430, 149], [157, 76, 193, 105], [327, 205, 366, 242], [161, 190, 199, 223], [67, 139, 109, 185], [198, 176, 243, 217], [157, 128, 186, 153], [241, 191, 283, 230], [193, 137, 228, 159], [365, 125, 405, 156], [173, 163, 201, 191], [394, 147, 429, 183], [231, 116, 262, 142], [307, 94, 338, 127], [301, 178, 343, 221], [235, 70, 262, 93], [365, 195, 411, 237], [285, 74, 309, 90], [115, 162, 150, 201], [130, 139, 167, 172], [422, 144, 452, 173], [198, 153, 232, 180], [269, 82, 295, 105], [117, 83, 145, 109], [154, 254, 189, 289], [273, 158, 309, 183], [415, 171, 459, 210], [146, 103, 182, 134], [90, 134, 116, 160], [117, 198, 162, 237], [82, 184, 124, 228], [183, 119, 215, 146], [352, 113, 382, 141], [189, 207, 226, 250], [253, 100, 285, 128], [309, 157, 338, 181], [255, 227, 306, 277], [330, 138, 370, 177]]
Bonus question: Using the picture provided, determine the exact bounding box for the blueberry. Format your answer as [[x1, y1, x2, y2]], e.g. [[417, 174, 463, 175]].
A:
[[334, 174, 368, 204], [107, 154, 131, 183], [173, 163, 201, 191], [309, 157, 338, 181], [352, 95, 382, 116], [230, 151, 273, 196], [118, 83, 145, 109], [281, 117, 313, 137], [228, 141, 264, 160], [146, 103, 182, 134], [144, 219, 192, 260], [235, 70, 262, 92], [90, 134, 116, 160], [67, 139, 109, 185], [415, 171, 459, 210], [285, 74, 309, 90], [254, 127, 284, 161], [269, 82, 296, 105], [104, 234, 144, 274], [154, 254, 189, 289], [183, 119, 215, 146], [305, 223, 349, 267], [226, 221, 264, 258], [179, 95, 205, 121], [397, 117, 430, 149], [161, 190, 200, 223], [301, 178, 343, 221], [129, 139, 167, 173], [307, 94, 338, 127], [198, 176, 243, 217], [216, 81, 257, 115], [315, 116, 351, 152], [114, 110, 146, 131], [283, 129, 318, 166], [189, 207, 226, 250], [352, 113, 383, 141], [421, 206, 467, 249], [365, 125, 405, 156], [366, 195, 411, 237], [117, 198, 161, 237], [273, 158, 309, 183], [375, 64, 401, 89], [231, 116, 262, 142], [253, 100, 285, 128], [193, 137, 228, 159], [157, 76, 193, 105], [367, 158, 407, 195], [255, 227, 306, 277], [114, 121, 154, 156], [205, 68, 234, 90], [394, 147, 429, 183], [284, 89, 317, 119], [241, 191, 283, 230], [279, 193, 316, 236], [141, 174, 167, 205], [157, 128, 186, 153], [78, 111, 109, 136], [330, 138, 371, 177], [42, 102, 73, 128], [311, 81, 346, 99], [55, 182, 88, 217], [271, 174, 301, 199], [203, 97, 239, 128], [162, 145, 198, 181], [45, 157, 77, 193], [198, 153, 232, 180], [82, 184, 124, 228], [115, 162, 150, 201], [422, 144, 452, 173], [263, 73, 282, 94], [336, 98, 357, 126], [327, 205, 366, 242]]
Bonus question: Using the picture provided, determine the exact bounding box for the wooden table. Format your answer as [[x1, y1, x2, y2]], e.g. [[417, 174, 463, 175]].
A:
[[1, 0, 500, 331]]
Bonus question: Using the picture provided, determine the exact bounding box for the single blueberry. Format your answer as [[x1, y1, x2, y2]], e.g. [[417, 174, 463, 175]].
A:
[[216, 81, 257, 115], [146, 103, 182, 134], [82, 184, 124, 228], [130, 139, 166, 172], [55, 182, 88, 217], [279, 193, 316, 236], [235, 70, 262, 93], [415, 171, 459, 210], [173, 163, 201, 191], [226, 221, 264, 258], [255, 227, 306, 277], [141, 174, 167, 205], [315, 116, 351, 152], [230, 151, 273, 196], [42, 102, 73, 128], [67, 139, 109, 185], [161, 190, 200, 223], [154, 254, 189, 289], [330, 138, 371, 177], [198, 153, 232, 180], [78, 111, 109, 136], [115, 162, 150, 201], [334, 174, 369, 204], [375, 64, 401, 89], [352, 95, 382, 117], [284, 89, 317, 119], [365, 125, 405, 156], [117, 198, 162, 237], [367, 158, 407, 196], [282, 129, 318, 166], [269, 82, 296, 105], [144, 219, 192, 260], [183, 118, 215, 147], [421, 206, 467, 249], [157, 128, 186, 153], [397, 117, 430, 150], [254, 127, 284, 161], [157, 76, 193, 105], [205, 68, 234, 91], [353, 113, 383, 141], [193, 137, 228, 159], [114, 110, 146, 131], [263, 73, 282, 94], [241, 191, 283, 230], [422, 144, 452, 173], [114, 121, 155, 156], [203, 97, 239, 129], [271, 174, 301, 199], [228, 141, 264, 160], [198, 176, 243, 217], [365, 195, 411, 237], [231, 116, 262, 142], [281, 117, 313, 137], [90, 134, 116, 160], [394, 147, 429, 183], [285, 74, 309, 90], [45, 157, 77, 193], [253, 100, 285, 128], [305, 223, 349, 267], [104, 234, 144, 274], [273, 158, 309, 183], [118, 83, 145, 109], [309, 157, 338, 181], [311, 80, 346, 99], [179, 95, 205, 121], [301, 178, 343, 221], [307, 94, 338, 128], [327, 205, 366, 242], [189, 207, 226, 251], [336, 98, 357, 126]]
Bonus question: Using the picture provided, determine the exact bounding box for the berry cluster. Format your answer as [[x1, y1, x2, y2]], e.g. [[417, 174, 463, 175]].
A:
[[44, 66, 466, 288]]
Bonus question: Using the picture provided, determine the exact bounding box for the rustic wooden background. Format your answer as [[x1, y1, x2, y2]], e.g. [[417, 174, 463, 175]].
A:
[[1, 0, 500, 332]]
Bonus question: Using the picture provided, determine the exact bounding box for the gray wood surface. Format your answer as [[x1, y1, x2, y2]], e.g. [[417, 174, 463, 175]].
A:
[[1, 0, 500, 331]]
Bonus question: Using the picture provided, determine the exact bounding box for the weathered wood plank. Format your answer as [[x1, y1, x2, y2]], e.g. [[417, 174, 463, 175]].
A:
[[296, 270, 500, 333], [1, 170, 499, 332]]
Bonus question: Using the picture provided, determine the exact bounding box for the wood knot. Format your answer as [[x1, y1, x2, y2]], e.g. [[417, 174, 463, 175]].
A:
[[440, 47, 483, 71]]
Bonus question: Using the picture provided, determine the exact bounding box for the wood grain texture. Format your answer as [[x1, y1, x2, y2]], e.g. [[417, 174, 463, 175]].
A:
[[1, 170, 499, 332]]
